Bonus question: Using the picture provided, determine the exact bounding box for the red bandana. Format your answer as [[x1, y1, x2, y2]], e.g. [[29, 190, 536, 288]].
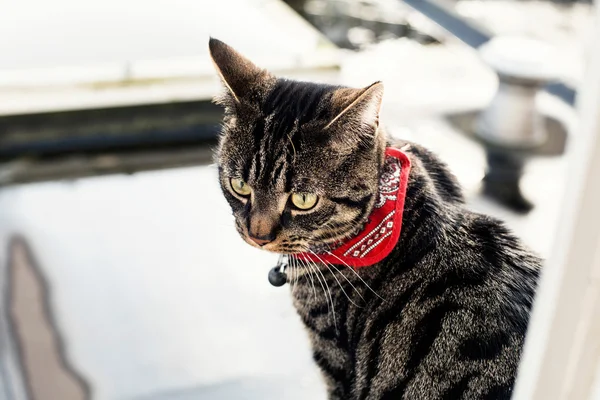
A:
[[293, 147, 411, 268]]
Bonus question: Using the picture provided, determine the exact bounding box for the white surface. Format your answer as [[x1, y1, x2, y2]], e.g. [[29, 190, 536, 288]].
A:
[[513, 2, 600, 399], [456, 0, 593, 87], [0, 0, 326, 72], [479, 36, 561, 81], [340, 39, 497, 117], [0, 0, 338, 115], [0, 167, 326, 400], [594, 368, 600, 400]]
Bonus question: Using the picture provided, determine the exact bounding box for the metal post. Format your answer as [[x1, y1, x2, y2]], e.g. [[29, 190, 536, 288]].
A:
[[476, 36, 560, 212]]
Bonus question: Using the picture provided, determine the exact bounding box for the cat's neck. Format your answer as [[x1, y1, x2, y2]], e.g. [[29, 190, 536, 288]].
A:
[[289, 140, 462, 306], [290, 142, 458, 295]]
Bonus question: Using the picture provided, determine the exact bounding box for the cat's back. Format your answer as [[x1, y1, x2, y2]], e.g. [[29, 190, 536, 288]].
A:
[[355, 142, 541, 399], [358, 211, 539, 399]]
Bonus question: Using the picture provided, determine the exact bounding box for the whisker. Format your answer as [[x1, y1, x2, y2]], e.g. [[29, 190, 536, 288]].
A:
[[314, 259, 338, 331], [288, 256, 295, 292], [306, 257, 337, 331], [297, 257, 317, 301], [290, 257, 299, 296], [293, 256, 302, 294], [292, 244, 337, 329], [326, 261, 367, 304], [319, 251, 367, 303], [308, 250, 363, 309], [325, 250, 386, 302]]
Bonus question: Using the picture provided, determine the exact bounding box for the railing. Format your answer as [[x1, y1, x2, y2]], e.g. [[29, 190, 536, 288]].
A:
[[402, 0, 577, 106]]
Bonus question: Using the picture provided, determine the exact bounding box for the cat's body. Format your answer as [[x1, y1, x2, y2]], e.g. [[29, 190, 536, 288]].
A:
[[209, 38, 540, 400], [291, 139, 539, 399]]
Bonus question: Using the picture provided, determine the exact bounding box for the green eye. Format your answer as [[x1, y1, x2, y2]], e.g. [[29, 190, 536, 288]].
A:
[[291, 193, 318, 210], [230, 178, 251, 197]]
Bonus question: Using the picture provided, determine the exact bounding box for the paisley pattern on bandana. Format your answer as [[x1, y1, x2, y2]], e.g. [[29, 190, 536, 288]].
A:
[[374, 156, 401, 208]]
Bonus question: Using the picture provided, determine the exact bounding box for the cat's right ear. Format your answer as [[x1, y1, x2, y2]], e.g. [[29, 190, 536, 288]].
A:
[[208, 38, 272, 104]]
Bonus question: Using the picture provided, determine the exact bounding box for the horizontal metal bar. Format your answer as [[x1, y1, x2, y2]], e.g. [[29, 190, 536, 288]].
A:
[[0, 145, 217, 186], [0, 100, 222, 160], [0, 125, 220, 159], [546, 83, 577, 107], [401, 0, 577, 106], [0, 99, 223, 184], [402, 0, 492, 48]]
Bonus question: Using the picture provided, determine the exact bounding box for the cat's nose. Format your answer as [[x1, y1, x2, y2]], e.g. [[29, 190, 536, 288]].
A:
[[249, 234, 274, 246], [248, 212, 279, 246]]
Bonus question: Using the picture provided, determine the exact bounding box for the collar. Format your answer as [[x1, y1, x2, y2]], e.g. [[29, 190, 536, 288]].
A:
[[292, 147, 411, 268]]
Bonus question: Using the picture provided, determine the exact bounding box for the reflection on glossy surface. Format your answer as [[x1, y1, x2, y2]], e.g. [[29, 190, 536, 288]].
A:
[[7, 238, 90, 399], [0, 167, 326, 399]]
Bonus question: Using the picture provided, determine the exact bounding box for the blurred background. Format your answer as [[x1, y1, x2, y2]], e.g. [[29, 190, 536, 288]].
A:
[[0, 0, 598, 399]]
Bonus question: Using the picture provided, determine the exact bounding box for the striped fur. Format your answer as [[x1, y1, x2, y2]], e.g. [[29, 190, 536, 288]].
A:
[[289, 143, 539, 399], [210, 38, 540, 400]]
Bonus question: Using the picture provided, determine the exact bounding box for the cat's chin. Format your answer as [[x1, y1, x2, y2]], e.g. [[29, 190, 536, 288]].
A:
[[240, 237, 306, 255]]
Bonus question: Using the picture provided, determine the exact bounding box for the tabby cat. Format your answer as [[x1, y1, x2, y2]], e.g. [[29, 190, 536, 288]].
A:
[[209, 38, 540, 400]]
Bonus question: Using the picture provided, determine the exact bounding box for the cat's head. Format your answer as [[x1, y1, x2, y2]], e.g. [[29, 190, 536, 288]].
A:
[[210, 38, 386, 254]]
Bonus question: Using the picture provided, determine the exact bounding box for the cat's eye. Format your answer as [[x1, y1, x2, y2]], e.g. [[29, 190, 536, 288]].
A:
[[230, 178, 251, 197], [290, 193, 318, 210]]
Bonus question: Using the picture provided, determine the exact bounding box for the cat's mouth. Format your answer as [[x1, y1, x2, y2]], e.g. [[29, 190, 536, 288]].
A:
[[235, 223, 308, 254], [242, 235, 335, 257], [235, 219, 342, 255]]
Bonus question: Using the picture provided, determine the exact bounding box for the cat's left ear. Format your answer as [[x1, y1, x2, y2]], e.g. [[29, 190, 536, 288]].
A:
[[208, 38, 273, 105], [325, 82, 384, 136]]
